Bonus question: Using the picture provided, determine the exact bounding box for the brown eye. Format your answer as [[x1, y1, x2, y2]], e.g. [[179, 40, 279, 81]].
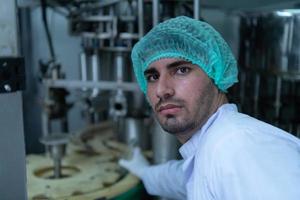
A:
[[146, 74, 159, 82], [176, 66, 190, 75]]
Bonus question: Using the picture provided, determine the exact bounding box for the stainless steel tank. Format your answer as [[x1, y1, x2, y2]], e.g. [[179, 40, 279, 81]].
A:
[[152, 119, 180, 164], [122, 117, 151, 150]]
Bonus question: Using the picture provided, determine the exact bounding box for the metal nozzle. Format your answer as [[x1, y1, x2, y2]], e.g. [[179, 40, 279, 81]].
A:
[[40, 134, 69, 179]]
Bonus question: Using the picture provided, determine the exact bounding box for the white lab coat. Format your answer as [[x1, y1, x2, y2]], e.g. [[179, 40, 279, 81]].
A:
[[141, 104, 300, 200]]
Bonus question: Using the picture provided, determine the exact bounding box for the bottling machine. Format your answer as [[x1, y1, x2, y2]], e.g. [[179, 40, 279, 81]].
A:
[[1, 0, 300, 199]]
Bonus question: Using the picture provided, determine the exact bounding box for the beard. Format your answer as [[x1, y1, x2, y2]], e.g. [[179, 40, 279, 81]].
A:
[[159, 114, 199, 134], [153, 81, 216, 136]]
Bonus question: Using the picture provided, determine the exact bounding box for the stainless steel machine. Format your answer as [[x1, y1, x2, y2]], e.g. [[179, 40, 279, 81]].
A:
[[25, 2, 201, 200], [237, 9, 300, 137], [36, 0, 202, 181]]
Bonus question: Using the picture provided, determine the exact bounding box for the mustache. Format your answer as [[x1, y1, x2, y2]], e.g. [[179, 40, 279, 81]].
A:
[[154, 98, 185, 111]]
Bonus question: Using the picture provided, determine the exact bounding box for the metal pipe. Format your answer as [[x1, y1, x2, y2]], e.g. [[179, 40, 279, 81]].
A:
[[53, 158, 61, 179], [138, 0, 144, 38], [84, 15, 115, 22], [99, 9, 104, 47], [80, 52, 88, 91], [253, 73, 260, 117], [124, 3, 134, 47], [152, 0, 159, 26], [119, 33, 139, 40], [109, 6, 114, 47], [42, 111, 49, 137], [82, 32, 115, 40], [112, 16, 118, 39], [91, 51, 100, 97], [274, 77, 282, 125], [193, 0, 201, 20], [116, 53, 124, 84], [40, 134, 69, 179], [44, 79, 140, 91], [42, 87, 50, 137]]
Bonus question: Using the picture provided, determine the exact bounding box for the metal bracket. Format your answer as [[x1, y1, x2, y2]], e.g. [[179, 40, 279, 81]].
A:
[[0, 57, 25, 93]]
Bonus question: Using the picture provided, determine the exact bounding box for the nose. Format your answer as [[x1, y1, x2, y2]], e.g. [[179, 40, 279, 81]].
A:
[[156, 75, 175, 100]]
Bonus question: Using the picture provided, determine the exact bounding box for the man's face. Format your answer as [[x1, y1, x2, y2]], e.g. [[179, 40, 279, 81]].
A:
[[145, 58, 219, 141]]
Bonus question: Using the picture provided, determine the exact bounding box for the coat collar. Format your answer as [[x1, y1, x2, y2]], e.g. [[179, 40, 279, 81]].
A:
[[179, 103, 237, 159]]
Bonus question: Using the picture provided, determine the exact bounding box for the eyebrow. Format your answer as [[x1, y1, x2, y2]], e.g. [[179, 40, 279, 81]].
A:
[[144, 68, 158, 77], [144, 60, 192, 76], [166, 60, 192, 69]]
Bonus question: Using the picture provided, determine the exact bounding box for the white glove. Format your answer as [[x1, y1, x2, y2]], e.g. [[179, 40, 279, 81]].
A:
[[118, 147, 150, 178]]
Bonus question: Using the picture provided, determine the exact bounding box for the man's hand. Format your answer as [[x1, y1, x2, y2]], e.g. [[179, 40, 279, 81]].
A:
[[118, 147, 150, 178]]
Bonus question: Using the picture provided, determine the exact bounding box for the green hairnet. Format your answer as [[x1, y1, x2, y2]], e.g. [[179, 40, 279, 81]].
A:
[[131, 16, 238, 94]]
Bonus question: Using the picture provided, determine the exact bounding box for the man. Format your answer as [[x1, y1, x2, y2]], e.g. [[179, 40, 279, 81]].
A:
[[119, 16, 300, 200]]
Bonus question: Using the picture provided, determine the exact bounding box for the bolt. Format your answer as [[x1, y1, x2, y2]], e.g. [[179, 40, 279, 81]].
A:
[[4, 84, 11, 92]]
